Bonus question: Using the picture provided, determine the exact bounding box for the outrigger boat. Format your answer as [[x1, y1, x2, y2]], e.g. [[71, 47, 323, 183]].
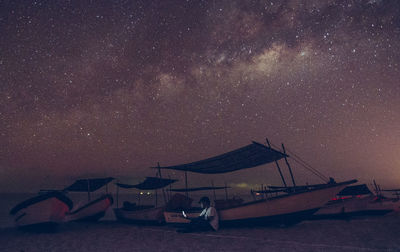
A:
[[312, 184, 400, 219], [114, 177, 177, 224], [64, 177, 114, 222], [9, 191, 73, 229], [157, 140, 357, 226]]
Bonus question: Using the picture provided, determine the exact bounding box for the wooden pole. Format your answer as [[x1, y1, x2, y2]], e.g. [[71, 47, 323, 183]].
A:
[[266, 139, 287, 188], [264, 185, 268, 199], [116, 182, 119, 208], [157, 162, 167, 205], [373, 180, 379, 197], [211, 181, 216, 201], [282, 143, 296, 188], [261, 184, 264, 199], [155, 189, 158, 207], [185, 171, 188, 198], [224, 182, 228, 200], [168, 175, 172, 201], [87, 179, 91, 202]]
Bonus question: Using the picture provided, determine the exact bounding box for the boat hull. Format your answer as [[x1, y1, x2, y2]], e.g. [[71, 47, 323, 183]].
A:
[[114, 206, 165, 224], [218, 182, 352, 225], [312, 196, 400, 219], [164, 181, 355, 226], [66, 194, 113, 222], [10, 192, 73, 228]]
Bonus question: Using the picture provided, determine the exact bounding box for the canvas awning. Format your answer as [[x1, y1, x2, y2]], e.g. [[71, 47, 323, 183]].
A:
[[168, 186, 229, 192], [156, 141, 287, 174], [64, 177, 114, 192], [116, 177, 177, 190], [337, 184, 372, 196]]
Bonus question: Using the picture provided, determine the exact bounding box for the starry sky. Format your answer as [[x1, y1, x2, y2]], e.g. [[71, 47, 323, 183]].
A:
[[0, 0, 399, 193]]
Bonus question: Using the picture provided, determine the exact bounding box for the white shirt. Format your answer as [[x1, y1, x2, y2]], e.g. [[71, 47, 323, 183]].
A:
[[199, 206, 219, 230]]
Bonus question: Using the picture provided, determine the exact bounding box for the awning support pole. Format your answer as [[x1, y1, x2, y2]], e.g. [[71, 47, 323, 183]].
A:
[[282, 143, 296, 188], [224, 182, 228, 200], [158, 162, 167, 205], [116, 182, 119, 208], [211, 181, 216, 201], [185, 171, 189, 198], [266, 139, 287, 188], [87, 179, 91, 202]]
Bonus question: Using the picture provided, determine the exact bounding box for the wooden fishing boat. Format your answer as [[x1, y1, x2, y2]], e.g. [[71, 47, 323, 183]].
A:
[[114, 177, 177, 224], [64, 177, 114, 222], [157, 140, 357, 226], [313, 184, 400, 219], [9, 191, 73, 229], [219, 181, 354, 225]]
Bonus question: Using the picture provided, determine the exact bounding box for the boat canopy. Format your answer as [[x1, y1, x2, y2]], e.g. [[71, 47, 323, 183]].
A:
[[156, 142, 287, 174], [337, 184, 372, 196], [64, 177, 114, 192], [168, 186, 230, 192], [116, 177, 177, 190]]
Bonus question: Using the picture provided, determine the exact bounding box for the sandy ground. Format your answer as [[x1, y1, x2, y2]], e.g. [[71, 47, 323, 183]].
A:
[[1, 213, 400, 252]]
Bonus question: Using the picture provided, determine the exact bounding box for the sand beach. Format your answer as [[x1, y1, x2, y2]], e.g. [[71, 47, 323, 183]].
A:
[[1, 212, 400, 252]]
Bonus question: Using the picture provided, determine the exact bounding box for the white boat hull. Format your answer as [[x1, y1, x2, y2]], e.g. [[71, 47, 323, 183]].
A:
[[164, 181, 355, 225], [114, 206, 165, 224], [10, 193, 72, 228], [219, 183, 349, 224], [313, 196, 400, 218], [66, 195, 113, 222]]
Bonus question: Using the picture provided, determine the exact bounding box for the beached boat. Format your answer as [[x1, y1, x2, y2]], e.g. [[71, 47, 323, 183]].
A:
[[64, 177, 114, 222], [157, 140, 357, 226], [313, 184, 400, 219], [9, 191, 73, 229], [114, 177, 177, 224]]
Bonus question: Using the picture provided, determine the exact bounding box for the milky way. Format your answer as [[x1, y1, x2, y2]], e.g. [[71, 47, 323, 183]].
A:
[[0, 0, 399, 192]]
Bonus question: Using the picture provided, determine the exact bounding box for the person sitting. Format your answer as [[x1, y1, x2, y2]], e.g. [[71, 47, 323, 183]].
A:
[[177, 196, 219, 233]]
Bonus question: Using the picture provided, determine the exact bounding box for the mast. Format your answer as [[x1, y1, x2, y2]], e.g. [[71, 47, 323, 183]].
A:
[[282, 143, 296, 188], [266, 139, 287, 188]]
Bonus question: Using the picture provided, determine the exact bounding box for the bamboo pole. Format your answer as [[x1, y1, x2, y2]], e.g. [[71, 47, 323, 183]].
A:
[[185, 171, 189, 198], [282, 143, 296, 188], [224, 182, 228, 200], [87, 179, 91, 202], [211, 181, 217, 201], [116, 182, 119, 208], [266, 139, 287, 188], [157, 162, 167, 205]]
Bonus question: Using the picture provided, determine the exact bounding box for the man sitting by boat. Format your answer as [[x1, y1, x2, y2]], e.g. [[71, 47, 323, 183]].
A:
[[177, 196, 219, 233]]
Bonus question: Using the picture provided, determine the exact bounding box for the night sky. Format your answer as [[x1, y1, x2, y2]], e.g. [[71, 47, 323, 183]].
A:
[[0, 0, 399, 193]]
